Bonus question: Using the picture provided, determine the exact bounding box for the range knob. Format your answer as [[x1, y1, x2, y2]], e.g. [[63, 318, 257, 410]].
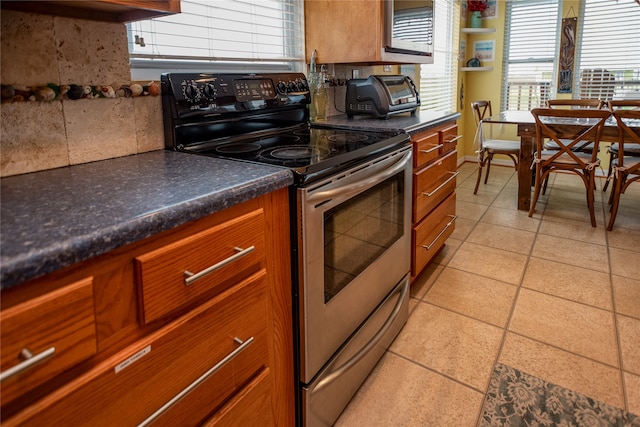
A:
[[277, 81, 288, 94], [184, 83, 199, 100], [287, 81, 298, 92], [203, 83, 217, 99], [298, 79, 309, 92]]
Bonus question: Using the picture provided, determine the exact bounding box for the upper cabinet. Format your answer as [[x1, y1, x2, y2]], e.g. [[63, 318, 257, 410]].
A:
[[0, 0, 180, 22], [305, 0, 434, 65]]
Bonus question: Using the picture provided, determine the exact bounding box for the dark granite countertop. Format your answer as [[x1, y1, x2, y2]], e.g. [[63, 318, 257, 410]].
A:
[[0, 150, 293, 290], [317, 110, 461, 135]]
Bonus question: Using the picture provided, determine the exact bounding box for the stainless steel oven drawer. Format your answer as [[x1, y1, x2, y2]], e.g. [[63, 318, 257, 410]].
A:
[[302, 277, 409, 427]]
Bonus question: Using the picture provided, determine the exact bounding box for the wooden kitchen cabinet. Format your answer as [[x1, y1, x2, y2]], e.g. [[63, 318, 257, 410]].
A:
[[304, 0, 433, 64], [0, 189, 294, 426], [0, 0, 180, 22], [410, 122, 459, 282]]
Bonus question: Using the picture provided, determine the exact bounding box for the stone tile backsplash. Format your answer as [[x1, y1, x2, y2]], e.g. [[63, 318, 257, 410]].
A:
[[0, 10, 162, 177]]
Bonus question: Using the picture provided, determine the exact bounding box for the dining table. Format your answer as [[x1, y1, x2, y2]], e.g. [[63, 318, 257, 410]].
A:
[[483, 110, 638, 211]]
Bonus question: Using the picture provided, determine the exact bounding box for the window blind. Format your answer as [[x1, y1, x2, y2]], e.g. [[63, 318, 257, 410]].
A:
[[502, 0, 559, 111], [393, 7, 433, 45], [419, 0, 457, 112], [575, 0, 640, 102], [128, 0, 305, 79]]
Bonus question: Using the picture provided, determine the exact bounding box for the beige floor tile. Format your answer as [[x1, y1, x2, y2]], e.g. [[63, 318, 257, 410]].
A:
[[390, 303, 503, 390], [499, 333, 625, 409], [613, 276, 640, 319], [532, 234, 609, 273], [606, 191, 640, 231], [455, 185, 498, 206], [410, 262, 445, 301], [448, 242, 528, 285], [610, 247, 640, 279], [607, 227, 640, 252], [538, 215, 607, 245], [480, 206, 541, 232], [431, 237, 462, 266], [617, 315, 640, 376], [450, 217, 476, 241], [624, 372, 640, 415], [522, 257, 613, 310], [335, 353, 483, 427], [466, 222, 536, 255], [424, 268, 517, 327], [456, 200, 489, 221], [542, 199, 606, 226], [509, 288, 618, 366]]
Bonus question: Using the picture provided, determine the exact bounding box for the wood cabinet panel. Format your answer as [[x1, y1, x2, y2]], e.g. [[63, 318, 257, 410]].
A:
[[304, 0, 433, 64], [410, 121, 459, 283], [0, 0, 180, 22], [6, 271, 270, 426], [440, 124, 460, 155], [412, 193, 456, 276], [0, 277, 97, 407], [413, 149, 458, 223], [413, 130, 441, 169], [135, 208, 266, 324]]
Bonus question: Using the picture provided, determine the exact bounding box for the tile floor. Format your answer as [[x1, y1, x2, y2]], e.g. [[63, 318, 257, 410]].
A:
[[336, 162, 640, 426]]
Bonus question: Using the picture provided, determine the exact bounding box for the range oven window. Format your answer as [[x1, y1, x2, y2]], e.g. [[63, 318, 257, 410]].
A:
[[323, 172, 405, 303]]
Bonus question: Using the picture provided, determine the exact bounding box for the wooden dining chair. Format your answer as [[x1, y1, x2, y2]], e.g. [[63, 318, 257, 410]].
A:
[[470, 100, 520, 194], [529, 108, 611, 227], [602, 99, 640, 192], [544, 99, 605, 153], [606, 108, 640, 230]]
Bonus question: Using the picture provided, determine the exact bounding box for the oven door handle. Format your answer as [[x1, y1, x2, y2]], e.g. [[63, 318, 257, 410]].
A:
[[306, 149, 411, 205], [312, 281, 409, 393]]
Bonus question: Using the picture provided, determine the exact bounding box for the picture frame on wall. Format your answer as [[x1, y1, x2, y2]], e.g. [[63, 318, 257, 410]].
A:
[[473, 40, 495, 62], [482, 0, 498, 19]]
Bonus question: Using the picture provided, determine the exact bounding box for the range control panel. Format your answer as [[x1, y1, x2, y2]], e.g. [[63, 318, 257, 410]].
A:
[[161, 72, 310, 118]]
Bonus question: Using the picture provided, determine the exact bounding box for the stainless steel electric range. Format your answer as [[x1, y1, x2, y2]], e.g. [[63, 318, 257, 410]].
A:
[[162, 72, 411, 427]]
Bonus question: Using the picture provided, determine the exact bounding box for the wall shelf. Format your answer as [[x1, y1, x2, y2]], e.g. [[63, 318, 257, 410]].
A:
[[460, 66, 494, 72], [461, 28, 496, 34]]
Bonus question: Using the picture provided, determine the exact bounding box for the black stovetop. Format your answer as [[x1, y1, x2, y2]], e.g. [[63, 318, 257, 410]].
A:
[[184, 124, 409, 185]]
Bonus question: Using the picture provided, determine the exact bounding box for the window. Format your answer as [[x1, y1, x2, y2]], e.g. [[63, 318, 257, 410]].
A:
[[128, 0, 305, 80], [575, 0, 640, 102], [419, 0, 457, 112], [502, 0, 560, 111]]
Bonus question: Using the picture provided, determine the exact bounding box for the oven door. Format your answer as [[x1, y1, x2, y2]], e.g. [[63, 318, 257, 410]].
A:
[[297, 145, 412, 383]]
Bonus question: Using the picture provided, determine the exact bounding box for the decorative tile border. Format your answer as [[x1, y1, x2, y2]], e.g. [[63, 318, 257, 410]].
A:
[[1, 81, 160, 102]]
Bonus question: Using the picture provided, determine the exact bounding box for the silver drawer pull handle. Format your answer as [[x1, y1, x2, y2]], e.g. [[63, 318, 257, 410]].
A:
[[0, 347, 56, 382], [421, 215, 458, 250], [137, 336, 254, 427], [445, 135, 463, 143], [419, 144, 443, 154], [183, 246, 255, 286], [421, 171, 459, 197]]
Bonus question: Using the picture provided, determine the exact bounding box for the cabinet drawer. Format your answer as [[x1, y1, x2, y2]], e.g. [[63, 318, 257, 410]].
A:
[[412, 193, 456, 277], [135, 208, 266, 323], [7, 270, 270, 427], [201, 368, 273, 426], [0, 278, 97, 406], [413, 130, 441, 169], [440, 124, 459, 154], [413, 150, 458, 222]]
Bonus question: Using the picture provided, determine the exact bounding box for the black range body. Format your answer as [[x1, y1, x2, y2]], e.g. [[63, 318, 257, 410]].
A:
[[162, 72, 412, 427]]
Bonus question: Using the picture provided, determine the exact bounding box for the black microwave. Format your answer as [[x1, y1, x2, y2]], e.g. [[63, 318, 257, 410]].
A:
[[385, 0, 434, 57]]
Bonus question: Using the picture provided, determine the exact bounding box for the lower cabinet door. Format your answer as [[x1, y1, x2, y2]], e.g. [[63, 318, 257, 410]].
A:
[[412, 193, 457, 277], [6, 271, 270, 427]]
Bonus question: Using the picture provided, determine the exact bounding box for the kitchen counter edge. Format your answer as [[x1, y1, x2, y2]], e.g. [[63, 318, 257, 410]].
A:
[[316, 110, 461, 135], [0, 150, 294, 290]]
